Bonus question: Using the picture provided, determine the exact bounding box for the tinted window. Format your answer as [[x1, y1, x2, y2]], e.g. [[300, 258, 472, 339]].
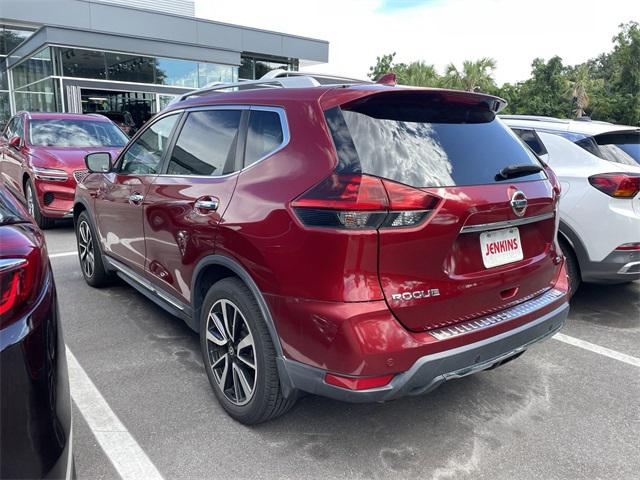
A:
[[245, 110, 284, 166], [324, 95, 544, 188], [167, 110, 241, 176], [120, 114, 179, 175], [29, 119, 128, 147], [545, 129, 640, 166], [512, 128, 548, 156], [0, 185, 27, 225], [594, 131, 639, 165]]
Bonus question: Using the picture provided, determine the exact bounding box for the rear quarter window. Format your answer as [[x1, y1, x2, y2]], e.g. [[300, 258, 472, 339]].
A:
[[324, 95, 545, 188]]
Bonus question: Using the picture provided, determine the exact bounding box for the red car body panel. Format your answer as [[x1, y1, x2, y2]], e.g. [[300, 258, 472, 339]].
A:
[[0, 112, 123, 220], [76, 84, 569, 396]]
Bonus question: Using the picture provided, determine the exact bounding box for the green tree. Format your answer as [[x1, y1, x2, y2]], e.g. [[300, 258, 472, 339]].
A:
[[514, 56, 573, 118], [368, 52, 397, 81], [396, 61, 440, 87], [442, 58, 497, 92]]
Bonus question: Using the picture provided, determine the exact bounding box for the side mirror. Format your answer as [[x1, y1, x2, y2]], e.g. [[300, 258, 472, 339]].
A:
[[85, 152, 112, 173], [9, 136, 21, 149]]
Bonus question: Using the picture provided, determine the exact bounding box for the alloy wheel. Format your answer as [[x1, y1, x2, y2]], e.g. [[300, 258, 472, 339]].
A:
[[205, 299, 257, 406], [26, 184, 35, 218], [77, 220, 95, 278]]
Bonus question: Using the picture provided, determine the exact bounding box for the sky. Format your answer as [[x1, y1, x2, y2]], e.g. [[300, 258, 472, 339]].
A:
[[195, 0, 640, 86]]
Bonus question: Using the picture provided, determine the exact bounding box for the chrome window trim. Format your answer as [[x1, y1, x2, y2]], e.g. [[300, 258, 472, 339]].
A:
[[155, 104, 290, 179], [460, 212, 555, 234]]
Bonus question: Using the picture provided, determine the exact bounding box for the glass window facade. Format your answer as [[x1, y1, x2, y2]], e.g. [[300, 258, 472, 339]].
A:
[[11, 48, 59, 114], [60, 48, 107, 79], [14, 78, 57, 112], [239, 55, 298, 80], [0, 25, 34, 56], [13, 47, 53, 88], [156, 58, 198, 88], [57, 47, 236, 87]]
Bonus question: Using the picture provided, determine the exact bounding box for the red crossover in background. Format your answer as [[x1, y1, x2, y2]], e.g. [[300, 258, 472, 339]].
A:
[[0, 112, 127, 229], [74, 76, 570, 424]]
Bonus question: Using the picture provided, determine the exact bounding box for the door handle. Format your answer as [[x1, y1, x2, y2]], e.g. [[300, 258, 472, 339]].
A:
[[129, 193, 144, 204], [194, 198, 219, 211]]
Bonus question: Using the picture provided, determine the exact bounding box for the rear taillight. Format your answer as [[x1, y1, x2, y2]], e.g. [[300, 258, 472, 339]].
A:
[[588, 173, 640, 198], [616, 243, 640, 251], [292, 173, 439, 229], [0, 230, 45, 328]]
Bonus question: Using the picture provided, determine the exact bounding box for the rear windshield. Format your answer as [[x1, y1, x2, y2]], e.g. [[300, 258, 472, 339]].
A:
[[324, 93, 545, 188], [29, 119, 128, 147]]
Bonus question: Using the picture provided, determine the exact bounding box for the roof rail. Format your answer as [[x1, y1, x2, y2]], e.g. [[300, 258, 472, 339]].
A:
[[170, 69, 373, 106], [173, 76, 323, 104], [260, 69, 372, 85], [499, 114, 569, 124]]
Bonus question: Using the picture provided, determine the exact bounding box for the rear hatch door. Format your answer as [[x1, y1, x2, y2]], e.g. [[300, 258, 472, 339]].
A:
[[328, 90, 560, 332]]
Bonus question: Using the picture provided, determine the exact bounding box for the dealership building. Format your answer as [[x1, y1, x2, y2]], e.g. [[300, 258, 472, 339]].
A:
[[0, 0, 329, 128]]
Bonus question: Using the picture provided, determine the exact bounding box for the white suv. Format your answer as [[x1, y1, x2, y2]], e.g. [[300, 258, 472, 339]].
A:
[[502, 115, 640, 294]]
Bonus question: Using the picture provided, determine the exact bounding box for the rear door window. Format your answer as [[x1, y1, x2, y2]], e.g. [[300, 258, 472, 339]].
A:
[[324, 93, 545, 188], [167, 110, 242, 176]]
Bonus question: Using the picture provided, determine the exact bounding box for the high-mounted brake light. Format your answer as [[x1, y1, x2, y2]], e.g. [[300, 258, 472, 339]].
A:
[[291, 173, 439, 230], [588, 173, 640, 198]]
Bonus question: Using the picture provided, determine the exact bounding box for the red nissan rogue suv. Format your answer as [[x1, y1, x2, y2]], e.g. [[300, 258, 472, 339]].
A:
[[74, 75, 569, 424]]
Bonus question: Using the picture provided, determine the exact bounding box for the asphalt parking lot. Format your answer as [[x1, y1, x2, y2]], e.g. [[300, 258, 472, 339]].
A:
[[44, 224, 640, 480]]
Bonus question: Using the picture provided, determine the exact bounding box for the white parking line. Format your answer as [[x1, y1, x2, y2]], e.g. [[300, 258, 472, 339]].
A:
[[65, 347, 164, 480], [553, 333, 640, 368], [50, 251, 77, 258]]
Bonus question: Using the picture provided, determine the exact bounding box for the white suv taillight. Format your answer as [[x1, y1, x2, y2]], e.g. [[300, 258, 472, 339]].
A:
[[588, 173, 640, 198]]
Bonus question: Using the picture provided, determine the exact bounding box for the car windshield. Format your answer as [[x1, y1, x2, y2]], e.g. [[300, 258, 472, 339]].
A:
[[29, 119, 128, 147]]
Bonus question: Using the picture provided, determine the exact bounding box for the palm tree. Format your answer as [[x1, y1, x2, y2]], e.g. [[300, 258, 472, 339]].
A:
[[443, 57, 497, 92], [396, 61, 439, 87], [568, 64, 591, 118]]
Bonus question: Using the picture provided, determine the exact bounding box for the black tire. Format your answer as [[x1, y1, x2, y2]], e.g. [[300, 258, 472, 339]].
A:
[[76, 211, 114, 287], [25, 178, 55, 229], [200, 277, 296, 424], [559, 236, 581, 298]]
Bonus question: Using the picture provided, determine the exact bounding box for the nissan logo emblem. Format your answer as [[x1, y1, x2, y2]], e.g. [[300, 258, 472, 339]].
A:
[[510, 190, 528, 217]]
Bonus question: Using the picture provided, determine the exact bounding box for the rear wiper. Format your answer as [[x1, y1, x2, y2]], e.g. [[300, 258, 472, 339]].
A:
[[496, 164, 543, 180]]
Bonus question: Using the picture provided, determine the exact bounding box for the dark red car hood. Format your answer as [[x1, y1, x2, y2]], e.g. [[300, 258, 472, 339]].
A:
[[29, 146, 123, 172]]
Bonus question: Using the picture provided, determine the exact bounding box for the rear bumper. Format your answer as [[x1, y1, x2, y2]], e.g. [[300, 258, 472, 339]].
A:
[[581, 249, 640, 284], [280, 302, 568, 403]]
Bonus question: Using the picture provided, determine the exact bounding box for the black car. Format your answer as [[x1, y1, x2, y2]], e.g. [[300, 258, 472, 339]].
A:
[[0, 184, 74, 479]]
